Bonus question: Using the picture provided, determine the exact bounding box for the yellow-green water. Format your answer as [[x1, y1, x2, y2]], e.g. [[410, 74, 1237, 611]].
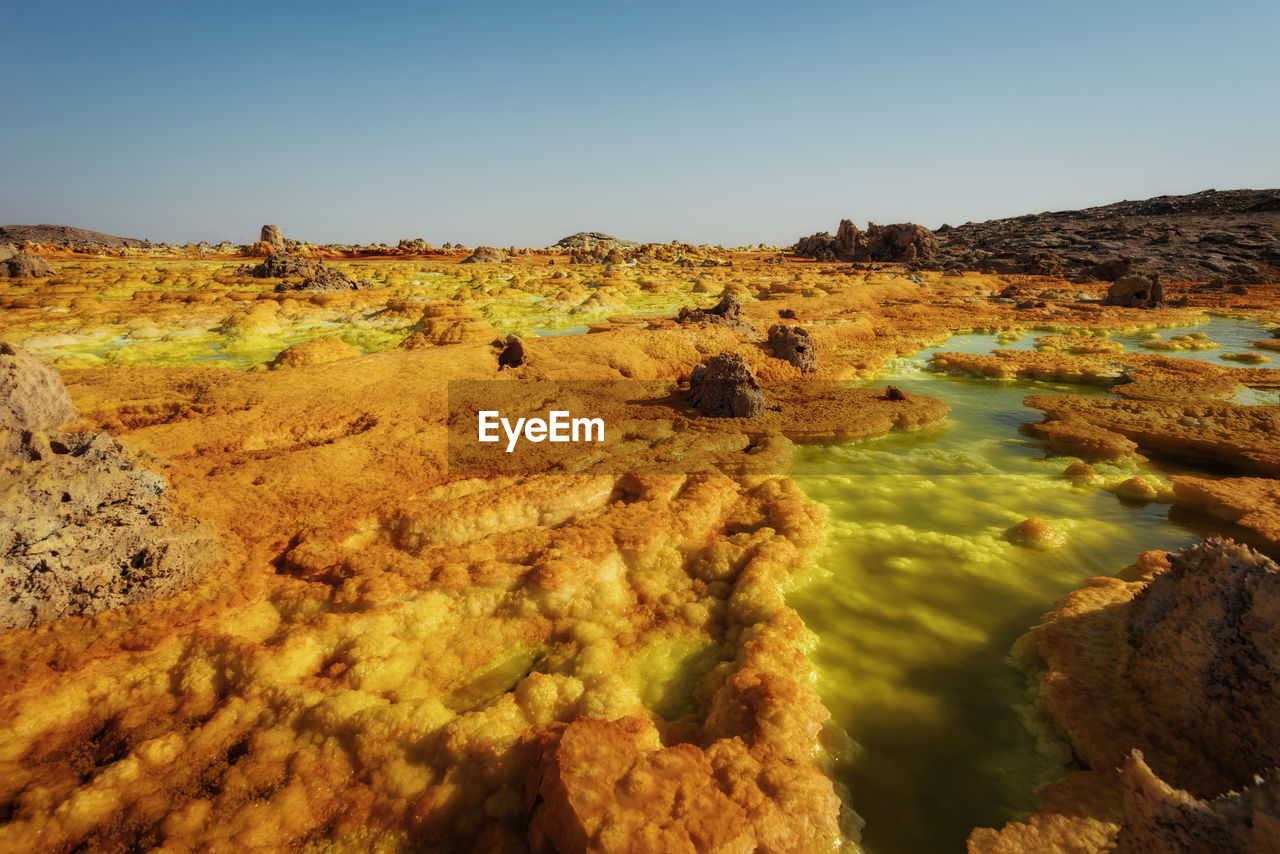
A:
[[789, 322, 1276, 854]]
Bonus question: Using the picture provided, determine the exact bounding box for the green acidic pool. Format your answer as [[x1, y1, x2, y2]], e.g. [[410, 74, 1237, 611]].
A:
[[788, 319, 1275, 854]]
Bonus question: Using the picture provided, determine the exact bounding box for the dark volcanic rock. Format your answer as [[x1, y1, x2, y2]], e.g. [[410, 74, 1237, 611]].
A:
[[0, 344, 218, 630], [461, 246, 508, 264], [930, 189, 1280, 282], [1085, 257, 1135, 282], [834, 219, 860, 261], [497, 334, 525, 369], [0, 224, 151, 250], [793, 231, 836, 260], [863, 222, 938, 262], [767, 324, 817, 373], [794, 221, 937, 263], [246, 253, 358, 291], [676, 295, 761, 338], [0, 252, 55, 278], [261, 224, 286, 251], [687, 354, 767, 418]]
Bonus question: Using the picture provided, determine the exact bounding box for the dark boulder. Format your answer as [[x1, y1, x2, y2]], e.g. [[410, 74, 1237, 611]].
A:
[[497, 335, 525, 369], [767, 324, 817, 373], [687, 353, 767, 418], [676, 295, 760, 338]]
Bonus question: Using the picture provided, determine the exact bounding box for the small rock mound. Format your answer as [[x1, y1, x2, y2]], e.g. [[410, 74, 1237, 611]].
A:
[[1, 344, 218, 630], [270, 336, 361, 368], [400, 304, 496, 348], [767, 324, 817, 373], [1103, 273, 1166, 308], [0, 342, 77, 444], [461, 246, 508, 264], [246, 252, 358, 292], [497, 335, 525, 368], [688, 353, 767, 418], [1119, 537, 1280, 795], [0, 252, 55, 278], [676, 295, 761, 338]]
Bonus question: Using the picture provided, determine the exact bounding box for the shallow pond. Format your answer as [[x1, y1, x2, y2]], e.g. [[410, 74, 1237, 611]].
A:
[[789, 318, 1276, 854]]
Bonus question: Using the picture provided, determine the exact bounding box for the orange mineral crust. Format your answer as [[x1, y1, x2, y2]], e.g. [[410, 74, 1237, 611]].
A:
[[971, 538, 1280, 851], [2, 244, 1280, 853]]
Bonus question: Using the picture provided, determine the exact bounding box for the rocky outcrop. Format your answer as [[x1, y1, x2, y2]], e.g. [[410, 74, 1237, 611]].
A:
[[863, 222, 938, 262], [932, 188, 1280, 282], [1118, 538, 1280, 795], [551, 232, 638, 251], [461, 246, 508, 264], [767, 324, 817, 372], [0, 343, 217, 630], [687, 353, 768, 418], [247, 252, 324, 279], [1102, 273, 1166, 307], [0, 252, 55, 278], [793, 220, 937, 263], [1113, 752, 1280, 854], [676, 295, 760, 338], [834, 219, 860, 260], [0, 342, 77, 446], [792, 231, 836, 261], [260, 224, 285, 252], [245, 253, 359, 291]]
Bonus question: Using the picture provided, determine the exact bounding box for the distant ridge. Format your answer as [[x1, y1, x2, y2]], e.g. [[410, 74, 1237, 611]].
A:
[[0, 224, 152, 249]]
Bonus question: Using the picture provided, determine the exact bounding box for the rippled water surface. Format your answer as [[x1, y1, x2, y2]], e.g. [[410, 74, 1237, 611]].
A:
[[789, 318, 1276, 854]]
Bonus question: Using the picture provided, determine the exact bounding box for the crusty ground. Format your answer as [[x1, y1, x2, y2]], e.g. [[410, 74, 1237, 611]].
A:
[[2, 254, 1278, 852]]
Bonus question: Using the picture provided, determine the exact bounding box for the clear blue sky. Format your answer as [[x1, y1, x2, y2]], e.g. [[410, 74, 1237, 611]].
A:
[[3, 0, 1277, 247]]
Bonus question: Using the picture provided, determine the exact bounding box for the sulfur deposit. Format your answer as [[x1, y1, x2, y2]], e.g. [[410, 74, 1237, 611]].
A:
[[0, 201, 1279, 853]]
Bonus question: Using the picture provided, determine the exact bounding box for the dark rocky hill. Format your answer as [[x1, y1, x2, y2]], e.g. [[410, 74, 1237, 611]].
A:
[[0, 224, 152, 249], [793, 189, 1280, 283], [933, 188, 1280, 282]]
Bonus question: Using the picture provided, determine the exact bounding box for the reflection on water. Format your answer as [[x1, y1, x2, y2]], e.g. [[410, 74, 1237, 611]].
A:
[[789, 319, 1276, 854]]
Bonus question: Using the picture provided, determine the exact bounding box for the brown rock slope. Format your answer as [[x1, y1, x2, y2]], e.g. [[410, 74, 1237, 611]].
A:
[[971, 538, 1280, 851], [1, 343, 218, 629]]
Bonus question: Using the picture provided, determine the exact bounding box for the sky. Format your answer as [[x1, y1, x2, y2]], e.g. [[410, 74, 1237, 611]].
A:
[[3, 0, 1278, 247]]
